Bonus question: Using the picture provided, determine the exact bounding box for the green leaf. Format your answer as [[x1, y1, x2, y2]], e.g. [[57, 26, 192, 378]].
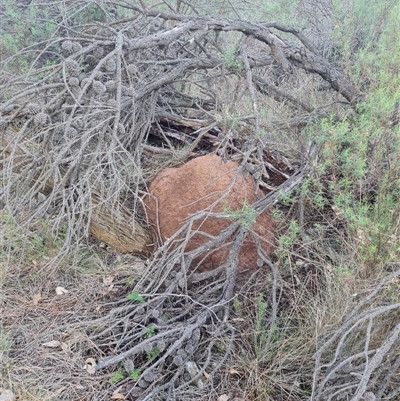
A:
[[109, 370, 125, 383], [130, 368, 141, 382], [126, 290, 145, 303]]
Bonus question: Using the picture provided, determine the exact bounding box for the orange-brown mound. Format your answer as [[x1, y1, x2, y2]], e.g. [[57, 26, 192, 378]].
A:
[[145, 154, 274, 272]]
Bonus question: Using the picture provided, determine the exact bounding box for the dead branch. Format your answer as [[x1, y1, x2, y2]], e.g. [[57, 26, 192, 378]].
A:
[[311, 268, 400, 401]]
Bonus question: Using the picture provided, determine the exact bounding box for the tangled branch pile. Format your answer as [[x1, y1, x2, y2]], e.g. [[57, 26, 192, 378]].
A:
[[5, 1, 397, 400], [1, 2, 360, 251]]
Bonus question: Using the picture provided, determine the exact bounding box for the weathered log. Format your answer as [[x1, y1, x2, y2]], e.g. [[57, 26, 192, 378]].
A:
[[1, 127, 151, 254]]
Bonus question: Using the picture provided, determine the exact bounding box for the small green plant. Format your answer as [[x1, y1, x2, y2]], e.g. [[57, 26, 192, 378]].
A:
[[145, 324, 156, 338], [146, 346, 160, 361], [213, 341, 226, 354], [127, 290, 145, 303], [129, 368, 141, 382], [126, 277, 135, 286], [336, 265, 354, 278], [224, 45, 242, 70], [109, 370, 125, 384], [233, 298, 243, 312], [271, 208, 284, 220], [279, 189, 295, 206], [253, 295, 268, 355], [276, 219, 299, 258], [223, 200, 257, 230], [26, 233, 46, 262]]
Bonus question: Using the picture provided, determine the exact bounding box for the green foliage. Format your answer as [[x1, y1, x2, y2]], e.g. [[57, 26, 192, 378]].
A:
[[276, 219, 299, 258], [257, 0, 298, 24], [145, 324, 156, 338], [279, 189, 295, 207], [129, 368, 141, 382], [223, 44, 243, 71], [126, 277, 135, 286], [253, 295, 268, 355], [223, 200, 257, 229], [126, 290, 146, 303], [109, 370, 125, 383], [69, 2, 106, 25], [146, 346, 160, 361], [313, 0, 400, 267], [0, 0, 58, 72], [233, 298, 243, 312], [213, 340, 226, 354], [0, 211, 66, 274]]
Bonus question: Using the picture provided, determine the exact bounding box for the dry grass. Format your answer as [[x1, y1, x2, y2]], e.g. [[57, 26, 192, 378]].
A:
[[0, 222, 147, 400]]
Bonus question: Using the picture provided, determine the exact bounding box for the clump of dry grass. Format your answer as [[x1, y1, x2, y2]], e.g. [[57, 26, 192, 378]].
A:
[[0, 231, 147, 400]]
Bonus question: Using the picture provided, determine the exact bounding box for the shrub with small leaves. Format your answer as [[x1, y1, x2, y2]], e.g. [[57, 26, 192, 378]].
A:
[[109, 370, 125, 384], [145, 324, 156, 338], [130, 368, 141, 382], [146, 346, 160, 361]]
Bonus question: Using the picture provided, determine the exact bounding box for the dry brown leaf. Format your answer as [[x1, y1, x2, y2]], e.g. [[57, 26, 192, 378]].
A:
[[42, 340, 61, 348], [203, 371, 210, 379], [229, 368, 241, 375], [218, 395, 229, 401], [32, 292, 42, 306], [84, 358, 97, 374], [110, 394, 125, 399], [61, 342, 69, 352], [55, 286, 69, 295], [103, 275, 115, 285]]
